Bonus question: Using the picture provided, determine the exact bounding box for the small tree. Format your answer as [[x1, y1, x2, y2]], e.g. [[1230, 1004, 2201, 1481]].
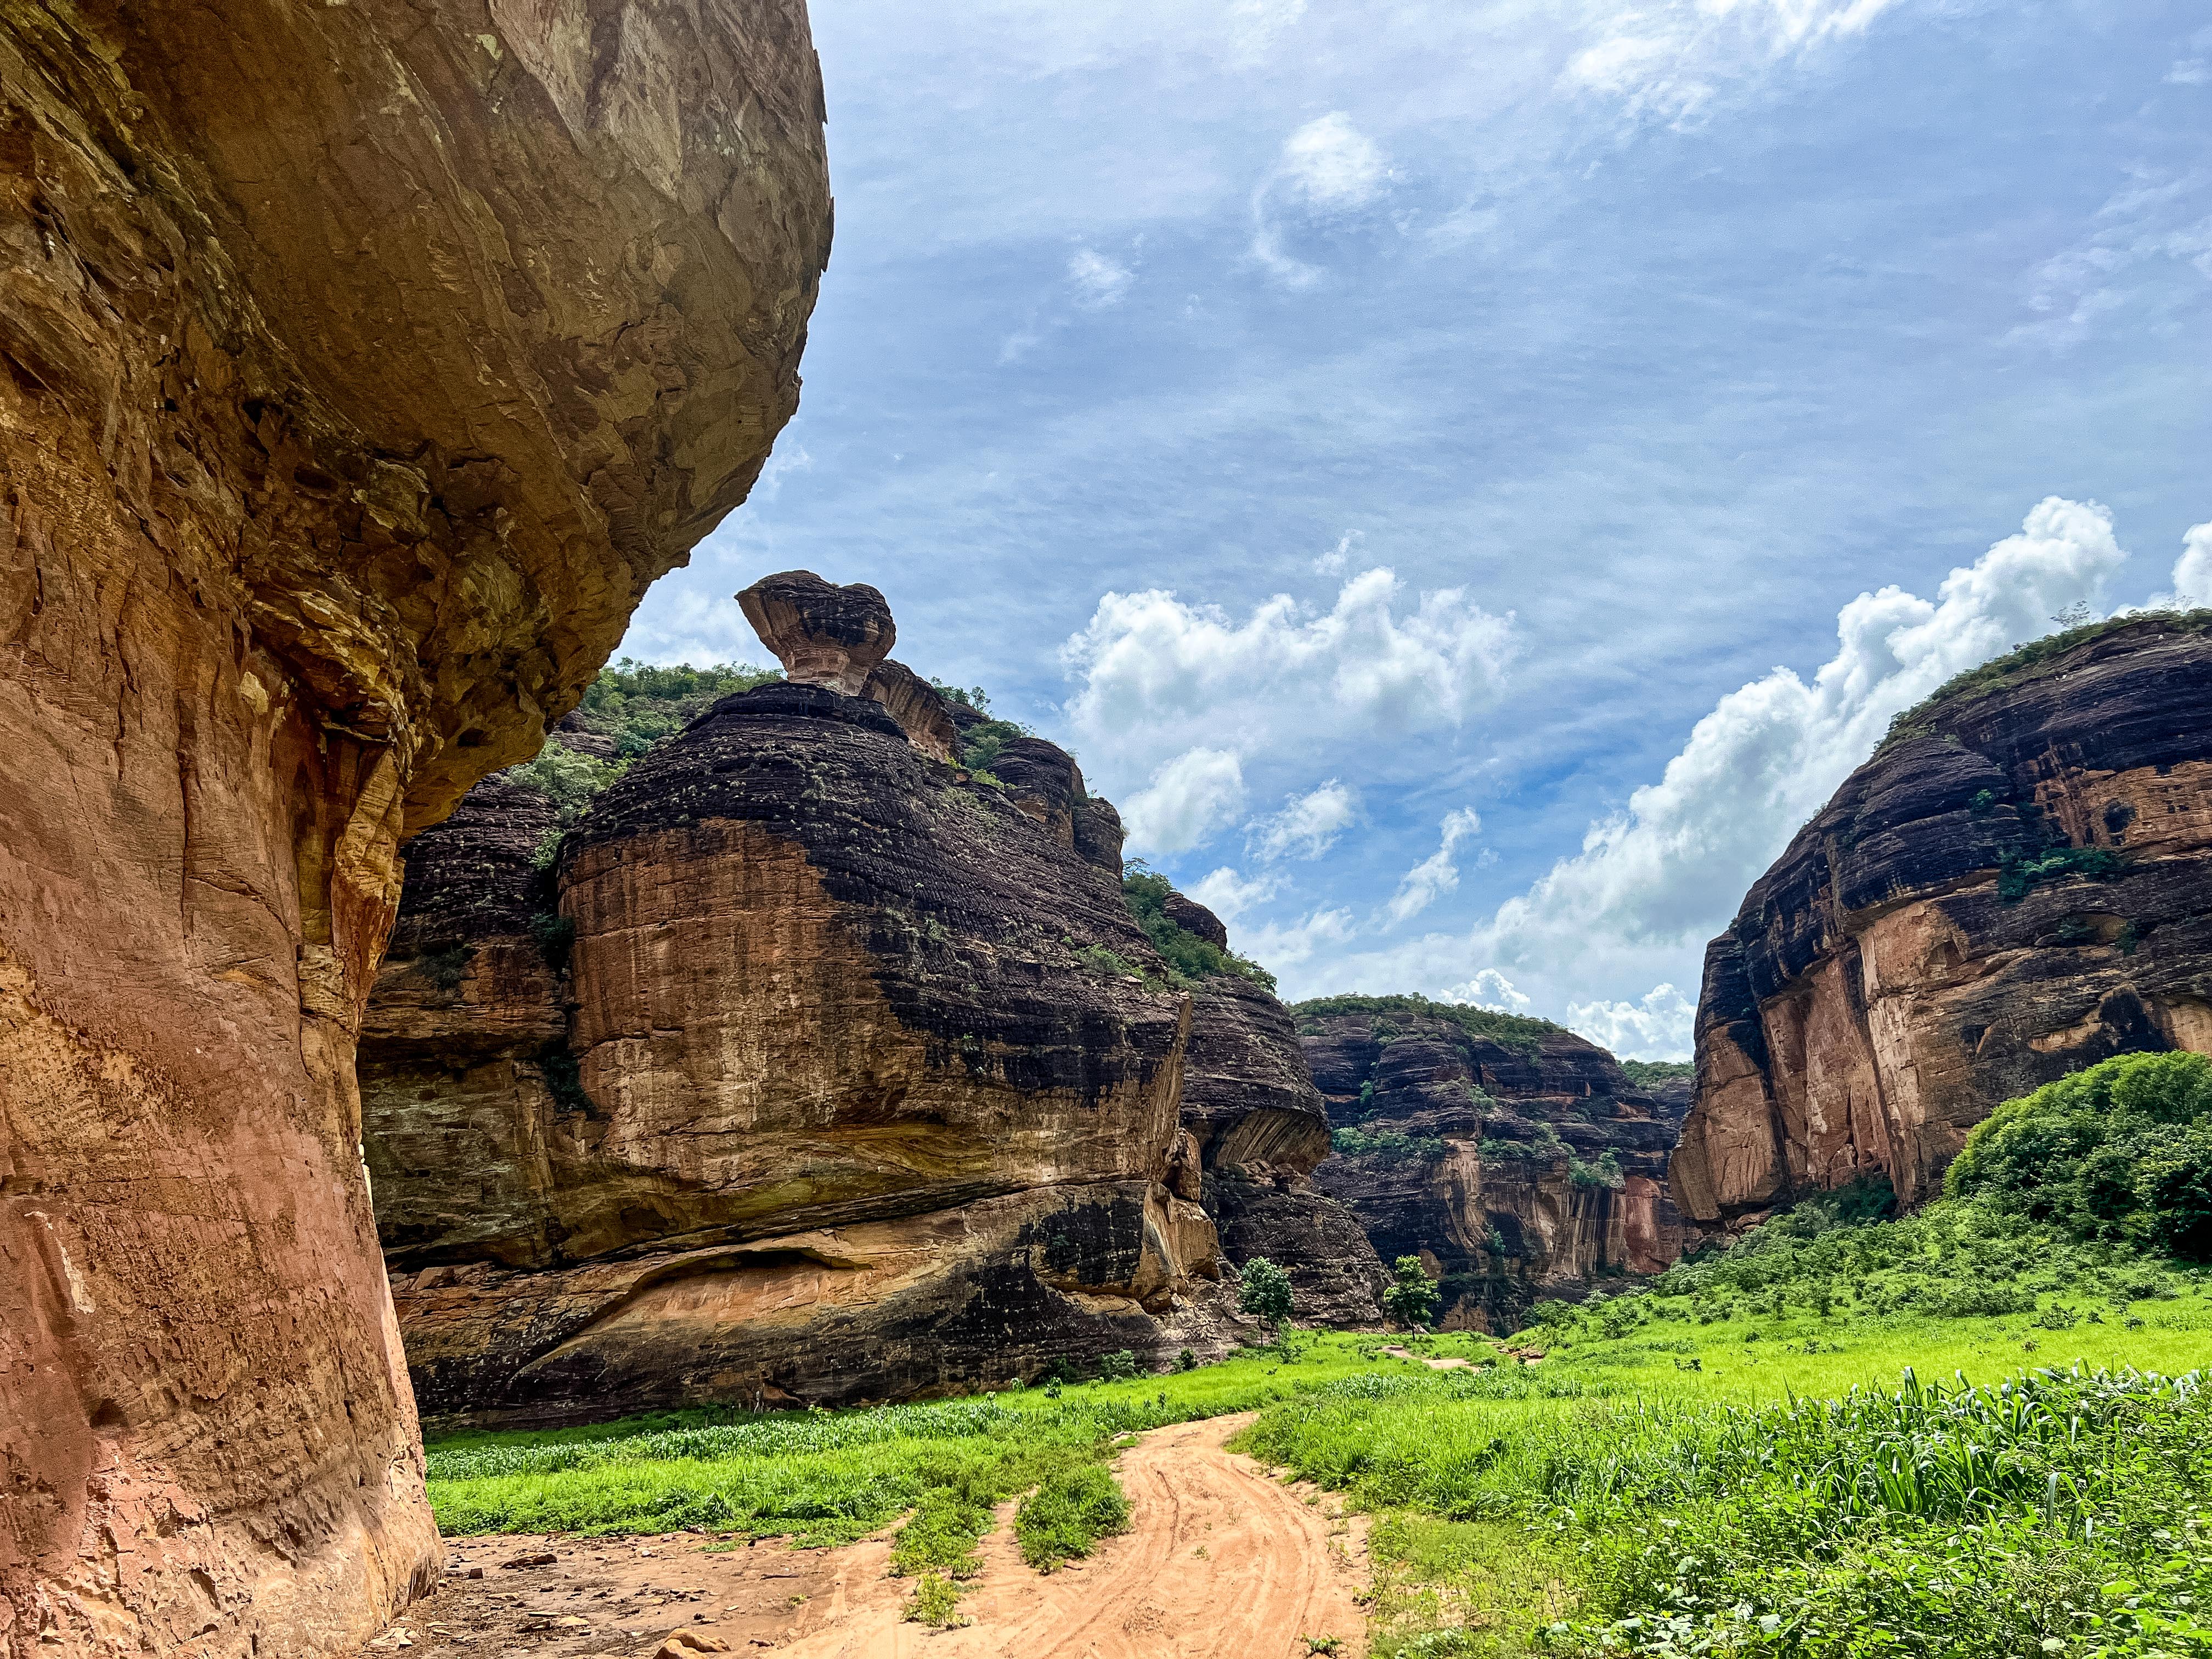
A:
[[1238, 1257, 1295, 1338], [1383, 1256, 1440, 1330]]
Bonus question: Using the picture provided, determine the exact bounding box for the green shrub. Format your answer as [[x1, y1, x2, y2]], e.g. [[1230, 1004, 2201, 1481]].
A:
[[1118, 864, 1277, 991], [1997, 843, 2126, 901], [1332, 1127, 1448, 1163], [1618, 1059, 1692, 1088], [1384, 1257, 1441, 1330], [1095, 1350, 1139, 1382], [1946, 1051, 2212, 1257], [1567, 1150, 1626, 1192], [1239, 1258, 1295, 1327], [1014, 1464, 1129, 1570]]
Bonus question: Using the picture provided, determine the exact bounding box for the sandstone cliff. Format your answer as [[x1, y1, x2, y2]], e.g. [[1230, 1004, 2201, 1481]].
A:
[[0, 7, 829, 1656], [366, 583, 1243, 1424], [1672, 614, 2212, 1237], [1179, 968, 1389, 1327], [1302, 996, 1687, 1329]]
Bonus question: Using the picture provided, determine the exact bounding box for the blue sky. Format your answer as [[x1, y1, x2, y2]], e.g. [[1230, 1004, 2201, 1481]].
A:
[[620, 0, 2211, 1056]]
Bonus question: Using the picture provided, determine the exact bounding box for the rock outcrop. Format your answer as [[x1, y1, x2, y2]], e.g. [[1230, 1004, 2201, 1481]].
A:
[[1672, 614, 2212, 1236], [365, 597, 1242, 1426], [1301, 997, 1688, 1329], [737, 570, 895, 695], [0, 5, 829, 1655], [1182, 967, 1389, 1327]]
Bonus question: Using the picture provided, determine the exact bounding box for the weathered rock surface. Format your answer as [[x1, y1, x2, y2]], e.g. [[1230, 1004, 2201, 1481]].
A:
[[863, 658, 960, 763], [0, 3, 828, 1653], [1302, 1001, 1687, 1330], [365, 676, 1239, 1424], [738, 570, 895, 695], [1178, 973, 1387, 1326], [1673, 615, 2212, 1236]]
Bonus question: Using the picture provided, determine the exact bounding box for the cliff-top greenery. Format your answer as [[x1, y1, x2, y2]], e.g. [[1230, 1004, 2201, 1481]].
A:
[[505, 658, 781, 826], [1881, 606, 2212, 751], [1618, 1058, 1694, 1087], [1119, 864, 1278, 992], [1293, 991, 1564, 1055]]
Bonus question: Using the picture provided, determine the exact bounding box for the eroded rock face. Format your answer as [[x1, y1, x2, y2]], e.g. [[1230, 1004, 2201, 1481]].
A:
[[364, 682, 1236, 1424], [1181, 975, 1387, 1325], [1673, 616, 2212, 1237], [738, 570, 895, 695], [0, 4, 828, 1654], [864, 658, 960, 763], [1303, 1006, 1686, 1330]]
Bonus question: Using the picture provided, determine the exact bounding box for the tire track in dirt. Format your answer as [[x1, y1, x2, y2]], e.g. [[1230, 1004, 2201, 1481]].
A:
[[774, 1411, 1369, 1658]]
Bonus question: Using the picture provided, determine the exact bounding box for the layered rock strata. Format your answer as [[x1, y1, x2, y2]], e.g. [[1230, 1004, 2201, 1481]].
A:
[[1673, 615, 2212, 1235], [1303, 1001, 1688, 1329], [1181, 965, 1389, 1327], [0, 5, 828, 1655], [368, 667, 1235, 1425]]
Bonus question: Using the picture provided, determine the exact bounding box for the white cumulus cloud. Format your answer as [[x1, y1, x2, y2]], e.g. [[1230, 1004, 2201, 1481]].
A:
[[1121, 747, 1246, 854], [1566, 0, 1909, 122], [1387, 806, 1483, 926], [1066, 248, 1135, 309], [2158, 520, 2212, 608], [1279, 111, 1387, 208], [1438, 968, 1532, 1013], [1062, 565, 1514, 792], [1250, 779, 1361, 862], [1283, 496, 2131, 1055], [1566, 984, 1697, 1060], [1184, 865, 1284, 923]]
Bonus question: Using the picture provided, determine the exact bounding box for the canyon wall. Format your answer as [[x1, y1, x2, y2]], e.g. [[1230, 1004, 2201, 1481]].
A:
[[1672, 615, 2212, 1235], [1303, 998, 1687, 1330], [0, 7, 828, 1656], [366, 583, 1255, 1425]]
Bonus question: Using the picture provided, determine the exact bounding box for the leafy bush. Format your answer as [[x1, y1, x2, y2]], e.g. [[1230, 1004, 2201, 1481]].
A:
[[1618, 1059, 1692, 1088], [1384, 1257, 1441, 1330], [1014, 1464, 1129, 1570], [1239, 1257, 1295, 1327], [1119, 864, 1277, 991], [1567, 1150, 1626, 1192], [1095, 1350, 1139, 1382], [1332, 1126, 1448, 1163], [503, 658, 780, 817], [1997, 843, 2126, 901], [1946, 1050, 2212, 1257]]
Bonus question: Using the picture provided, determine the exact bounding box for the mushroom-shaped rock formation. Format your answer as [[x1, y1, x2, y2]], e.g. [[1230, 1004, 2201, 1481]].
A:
[[1303, 999, 1686, 1330], [367, 676, 1237, 1424], [1672, 613, 2212, 1240], [0, 3, 830, 1654], [738, 569, 897, 694]]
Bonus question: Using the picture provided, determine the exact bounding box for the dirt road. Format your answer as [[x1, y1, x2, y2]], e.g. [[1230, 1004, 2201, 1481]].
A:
[[364, 1413, 1367, 1658]]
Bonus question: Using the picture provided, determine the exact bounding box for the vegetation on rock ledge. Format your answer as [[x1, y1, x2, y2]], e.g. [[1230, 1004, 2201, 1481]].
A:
[[1120, 864, 1278, 991], [1292, 992, 1564, 1056]]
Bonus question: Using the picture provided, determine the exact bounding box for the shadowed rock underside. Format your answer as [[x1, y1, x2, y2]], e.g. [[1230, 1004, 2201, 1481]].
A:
[[0, 5, 829, 1655]]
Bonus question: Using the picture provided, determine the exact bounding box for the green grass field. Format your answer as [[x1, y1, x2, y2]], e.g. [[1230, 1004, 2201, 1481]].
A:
[[424, 1049, 2212, 1652]]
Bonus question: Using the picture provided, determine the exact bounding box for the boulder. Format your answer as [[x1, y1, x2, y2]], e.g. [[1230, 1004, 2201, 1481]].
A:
[[0, 3, 828, 1654], [1672, 614, 2212, 1235], [737, 570, 896, 695]]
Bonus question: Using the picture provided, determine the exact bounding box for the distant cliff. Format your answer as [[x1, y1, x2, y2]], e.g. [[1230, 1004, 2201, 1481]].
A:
[[1672, 613, 2212, 1237], [1301, 996, 1688, 1330]]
